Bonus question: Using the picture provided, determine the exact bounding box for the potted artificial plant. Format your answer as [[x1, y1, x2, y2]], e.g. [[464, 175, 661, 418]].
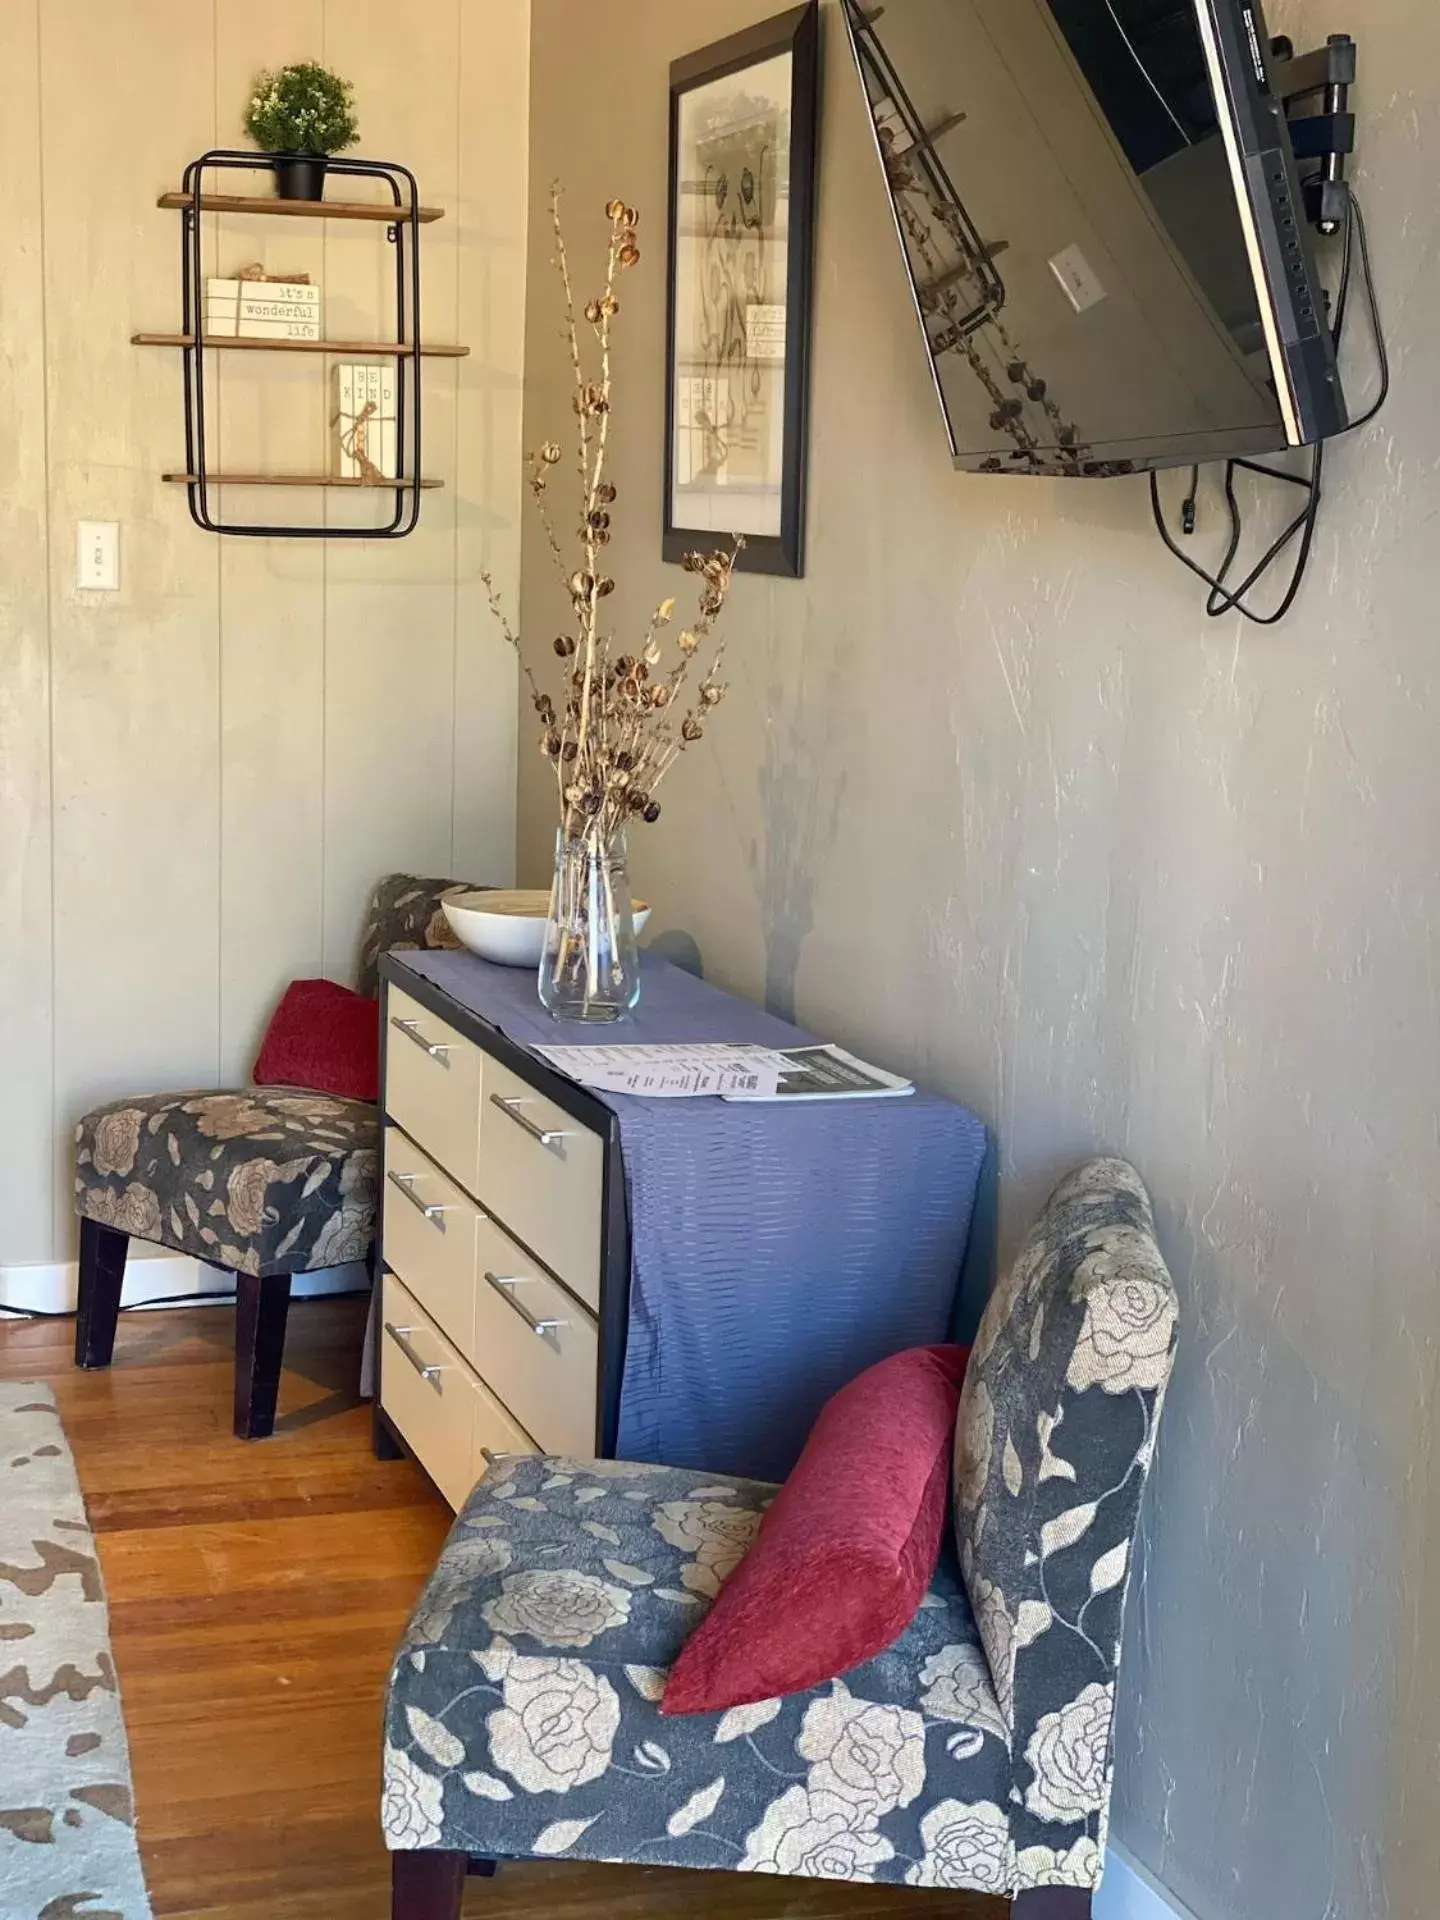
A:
[[245, 62, 359, 201]]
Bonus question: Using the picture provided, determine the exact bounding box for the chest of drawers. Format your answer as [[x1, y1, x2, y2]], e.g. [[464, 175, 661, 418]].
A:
[[375, 945, 990, 1501], [374, 965, 629, 1508]]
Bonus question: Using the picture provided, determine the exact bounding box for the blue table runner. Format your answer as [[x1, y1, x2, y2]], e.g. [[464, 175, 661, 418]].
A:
[[394, 950, 990, 1480]]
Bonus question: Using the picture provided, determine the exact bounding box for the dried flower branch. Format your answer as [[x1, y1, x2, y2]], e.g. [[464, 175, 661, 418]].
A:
[[480, 184, 743, 847]]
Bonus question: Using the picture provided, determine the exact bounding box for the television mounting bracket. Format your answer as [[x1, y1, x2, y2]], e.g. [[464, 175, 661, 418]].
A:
[[1270, 32, 1357, 236]]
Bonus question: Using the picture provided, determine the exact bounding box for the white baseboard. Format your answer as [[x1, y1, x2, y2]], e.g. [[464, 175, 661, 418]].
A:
[[0, 1254, 367, 1315], [1097, 1842, 1201, 1920]]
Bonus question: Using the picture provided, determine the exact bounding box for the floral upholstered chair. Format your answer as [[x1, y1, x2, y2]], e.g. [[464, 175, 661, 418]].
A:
[[72, 874, 477, 1439], [382, 1158, 1179, 1919]]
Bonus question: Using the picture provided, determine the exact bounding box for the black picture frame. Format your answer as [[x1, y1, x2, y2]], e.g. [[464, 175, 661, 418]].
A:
[[663, 2, 820, 580]]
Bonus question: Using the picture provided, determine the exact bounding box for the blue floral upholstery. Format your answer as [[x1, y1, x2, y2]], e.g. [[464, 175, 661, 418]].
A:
[[382, 1455, 1050, 1894], [952, 1158, 1180, 1879], [383, 1160, 1177, 1900], [73, 873, 478, 1275]]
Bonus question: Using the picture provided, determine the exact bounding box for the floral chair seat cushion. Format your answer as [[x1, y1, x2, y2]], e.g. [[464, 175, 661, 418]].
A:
[[383, 1454, 1097, 1897], [74, 1090, 377, 1277]]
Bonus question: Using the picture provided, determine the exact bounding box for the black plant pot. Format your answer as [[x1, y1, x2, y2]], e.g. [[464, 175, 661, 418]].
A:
[[273, 153, 327, 202]]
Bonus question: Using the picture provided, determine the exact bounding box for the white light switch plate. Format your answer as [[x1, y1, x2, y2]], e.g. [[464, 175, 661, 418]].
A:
[[76, 521, 120, 592], [1048, 244, 1108, 316]]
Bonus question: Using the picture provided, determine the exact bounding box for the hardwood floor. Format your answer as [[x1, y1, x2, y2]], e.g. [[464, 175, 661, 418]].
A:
[[0, 1300, 1000, 1919]]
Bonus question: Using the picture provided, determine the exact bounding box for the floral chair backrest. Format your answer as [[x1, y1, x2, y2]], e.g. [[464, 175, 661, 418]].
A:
[[952, 1159, 1178, 1849], [355, 873, 484, 999]]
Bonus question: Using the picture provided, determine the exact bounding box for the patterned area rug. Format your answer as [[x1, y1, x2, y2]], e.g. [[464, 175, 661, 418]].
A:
[[1, 1382, 151, 1919]]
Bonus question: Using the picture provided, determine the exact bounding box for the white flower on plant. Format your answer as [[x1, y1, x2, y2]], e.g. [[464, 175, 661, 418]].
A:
[[650, 1499, 761, 1597], [917, 1643, 1007, 1741], [481, 1568, 631, 1649], [487, 1655, 620, 1795], [381, 1743, 444, 1848], [1023, 1682, 1114, 1825], [904, 1798, 1010, 1891], [796, 1682, 926, 1817], [955, 1380, 995, 1512], [1067, 1246, 1175, 1394], [739, 1785, 894, 1880]]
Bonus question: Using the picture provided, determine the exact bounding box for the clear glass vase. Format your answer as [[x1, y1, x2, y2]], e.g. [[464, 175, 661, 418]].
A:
[[537, 828, 641, 1022]]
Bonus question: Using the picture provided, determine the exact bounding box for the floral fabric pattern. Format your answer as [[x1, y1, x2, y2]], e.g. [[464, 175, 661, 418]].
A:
[[355, 873, 482, 997], [75, 1090, 378, 1277], [481, 1569, 634, 1648], [386, 1455, 1024, 1892], [73, 873, 475, 1274], [382, 1159, 1176, 1899], [951, 1158, 1179, 1868]]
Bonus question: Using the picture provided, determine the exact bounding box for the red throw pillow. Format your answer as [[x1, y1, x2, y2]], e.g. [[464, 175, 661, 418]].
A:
[[661, 1344, 970, 1716], [252, 979, 380, 1105]]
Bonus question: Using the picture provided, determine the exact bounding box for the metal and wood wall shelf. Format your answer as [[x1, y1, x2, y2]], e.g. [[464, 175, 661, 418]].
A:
[[138, 150, 468, 539]]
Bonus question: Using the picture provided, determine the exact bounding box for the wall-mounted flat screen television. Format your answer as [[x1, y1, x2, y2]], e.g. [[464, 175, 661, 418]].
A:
[[842, 0, 1351, 475]]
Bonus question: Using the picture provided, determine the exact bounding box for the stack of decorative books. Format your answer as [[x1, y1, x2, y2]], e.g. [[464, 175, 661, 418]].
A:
[[205, 277, 322, 341], [332, 363, 398, 481]]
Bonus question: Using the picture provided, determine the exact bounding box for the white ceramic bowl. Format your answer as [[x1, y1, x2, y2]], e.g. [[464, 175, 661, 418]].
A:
[[442, 888, 652, 968]]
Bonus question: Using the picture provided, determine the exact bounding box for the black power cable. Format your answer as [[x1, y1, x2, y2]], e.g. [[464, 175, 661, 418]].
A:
[[1336, 192, 1390, 429], [1153, 445, 1325, 626], [0, 1287, 369, 1321], [1151, 187, 1388, 624]]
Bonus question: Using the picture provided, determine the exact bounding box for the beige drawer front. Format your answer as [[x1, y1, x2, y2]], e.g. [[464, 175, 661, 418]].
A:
[[380, 1274, 535, 1511], [384, 985, 485, 1197], [473, 1213, 600, 1456], [478, 1055, 604, 1310], [382, 1128, 479, 1356]]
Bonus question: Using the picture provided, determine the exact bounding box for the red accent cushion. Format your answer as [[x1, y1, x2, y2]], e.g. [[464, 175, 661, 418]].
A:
[[661, 1343, 971, 1715], [252, 979, 380, 1105]]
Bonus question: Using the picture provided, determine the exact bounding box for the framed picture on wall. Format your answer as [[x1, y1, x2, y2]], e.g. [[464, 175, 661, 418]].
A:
[[664, 2, 820, 580]]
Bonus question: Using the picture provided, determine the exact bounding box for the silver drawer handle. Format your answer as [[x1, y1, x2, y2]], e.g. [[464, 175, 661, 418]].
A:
[[490, 1092, 572, 1151], [386, 1169, 450, 1233], [484, 1271, 567, 1341], [384, 1322, 444, 1394], [391, 1016, 452, 1067]]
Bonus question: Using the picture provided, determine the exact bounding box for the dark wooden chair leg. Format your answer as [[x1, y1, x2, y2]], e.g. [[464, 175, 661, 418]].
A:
[[75, 1219, 130, 1369], [234, 1272, 293, 1440], [392, 1850, 470, 1919], [1013, 1889, 1093, 1918]]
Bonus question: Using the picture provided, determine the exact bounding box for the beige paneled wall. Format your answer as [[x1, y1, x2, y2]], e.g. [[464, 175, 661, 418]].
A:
[[0, 0, 55, 1266], [520, 3, 1440, 1918], [0, 0, 528, 1271]]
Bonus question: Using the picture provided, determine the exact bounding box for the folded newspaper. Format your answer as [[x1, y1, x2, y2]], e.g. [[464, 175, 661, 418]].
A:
[[532, 1040, 913, 1102]]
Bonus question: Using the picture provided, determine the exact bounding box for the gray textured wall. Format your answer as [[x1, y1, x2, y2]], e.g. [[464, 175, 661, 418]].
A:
[[518, 5, 1438, 1914]]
